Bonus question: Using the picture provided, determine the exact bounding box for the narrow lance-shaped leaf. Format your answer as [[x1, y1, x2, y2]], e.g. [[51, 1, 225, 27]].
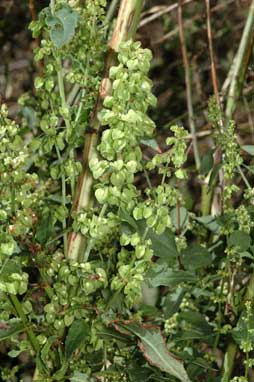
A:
[[65, 319, 89, 360]]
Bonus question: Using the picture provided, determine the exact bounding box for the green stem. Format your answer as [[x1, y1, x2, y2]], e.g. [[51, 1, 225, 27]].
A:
[[237, 165, 251, 190], [56, 146, 68, 257], [67, 0, 145, 261], [222, 271, 254, 381], [201, 182, 212, 216], [9, 294, 40, 354], [50, 0, 55, 14], [222, 342, 237, 382], [245, 350, 249, 378], [144, 168, 153, 189], [225, 0, 254, 122], [213, 279, 224, 352], [106, 0, 119, 24]]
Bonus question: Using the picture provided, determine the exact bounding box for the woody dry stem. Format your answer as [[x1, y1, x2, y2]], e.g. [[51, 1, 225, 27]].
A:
[[67, 0, 145, 261]]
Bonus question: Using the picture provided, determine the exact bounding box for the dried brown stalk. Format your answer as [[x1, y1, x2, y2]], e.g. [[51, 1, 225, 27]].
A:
[[67, 0, 144, 261]]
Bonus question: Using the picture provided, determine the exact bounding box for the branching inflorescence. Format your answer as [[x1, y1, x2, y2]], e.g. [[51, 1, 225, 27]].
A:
[[1, 1, 254, 382]]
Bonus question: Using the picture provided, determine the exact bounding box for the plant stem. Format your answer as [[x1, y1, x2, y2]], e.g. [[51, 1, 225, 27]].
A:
[[56, 146, 67, 257], [201, 181, 212, 216], [203, 0, 224, 217], [178, 0, 200, 171], [50, 0, 55, 15], [67, 0, 145, 261], [225, 0, 254, 122], [106, 0, 119, 24], [238, 165, 251, 190], [222, 271, 254, 381], [222, 342, 237, 382], [50, 0, 73, 255], [9, 294, 40, 354], [55, 57, 75, 196], [205, 0, 220, 106]]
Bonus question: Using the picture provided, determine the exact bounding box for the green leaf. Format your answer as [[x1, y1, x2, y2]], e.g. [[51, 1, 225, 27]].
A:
[[162, 288, 185, 319], [52, 362, 69, 381], [127, 362, 153, 381], [177, 311, 213, 340], [8, 349, 23, 358], [195, 215, 220, 233], [65, 319, 89, 360], [0, 321, 24, 341], [97, 326, 132, 344], [121, 323, 191, 382], [200, 149, 214, 175], [182, 244, 213, 270], [232, 310, 254, 347], [22, 106, 37, 129], [228, 231, 251, 251], [35, 209, 54, 244], [119, 209, 138, 232], [140, 304, 160, 318], [243, 164, 254, 175], [136, 221, 178, 264], [170, 207, 188, 230], [0, 260, 21, 280], [208, 163, 222, 189], [70, 372, 94, 382], [147, 228, 178, 264], [41, 335, 57, 367], [146, 265, 197, 288], [141, 138, 161, 152], [46, 5, 79, 48], [120, 214, 179, 265], [242, 145, 254, 156]]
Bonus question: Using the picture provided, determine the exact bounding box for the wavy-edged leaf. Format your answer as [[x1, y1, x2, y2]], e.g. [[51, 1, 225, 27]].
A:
[[120, 323, 191, 382], [46, 5, 79, 48]]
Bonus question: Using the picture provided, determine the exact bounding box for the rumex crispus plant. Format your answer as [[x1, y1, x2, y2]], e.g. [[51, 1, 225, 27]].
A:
[[1, 1, 254, 382]]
